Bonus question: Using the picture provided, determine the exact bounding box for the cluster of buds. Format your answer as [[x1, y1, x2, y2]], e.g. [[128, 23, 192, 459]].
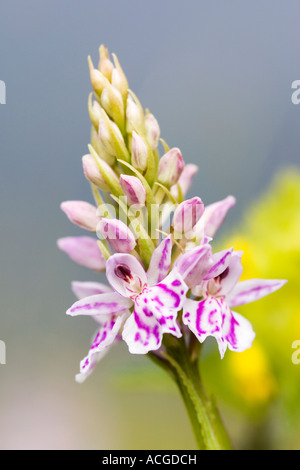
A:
[[58, 45, 286, 383]]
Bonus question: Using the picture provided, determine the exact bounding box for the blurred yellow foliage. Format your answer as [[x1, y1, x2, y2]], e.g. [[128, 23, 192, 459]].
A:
[[202, 167, 300, 448]]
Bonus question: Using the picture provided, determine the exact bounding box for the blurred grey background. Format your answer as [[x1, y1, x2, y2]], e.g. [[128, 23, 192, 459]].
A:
[[0, 0, 300, 449]]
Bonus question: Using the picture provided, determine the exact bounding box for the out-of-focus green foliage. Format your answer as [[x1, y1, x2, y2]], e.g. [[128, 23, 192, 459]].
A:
[[202, 167, 300, 449]]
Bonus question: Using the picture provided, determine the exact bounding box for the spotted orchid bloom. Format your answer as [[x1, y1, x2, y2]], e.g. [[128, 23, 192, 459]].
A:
[[67, 237, 188, 381], [183, 248, 287, 358]]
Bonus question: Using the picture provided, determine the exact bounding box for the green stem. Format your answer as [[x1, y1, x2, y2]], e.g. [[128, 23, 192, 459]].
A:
[[149, 336, 232, 450]]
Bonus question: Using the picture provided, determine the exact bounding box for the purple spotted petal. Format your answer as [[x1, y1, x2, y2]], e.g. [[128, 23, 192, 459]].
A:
[[183, 296, 254, 358], [204, 248, 233, 280], [219, 251, 243, 296], [122, 270, 187, 354], [71, 281, 112, 300], [175, 244, 213, 288], [147, 236, 173, 286], [149, 270, 188, 311], [57, 236, 106, 272], [106, 253, 147, 298], [223, 310, 255, 353], [66, 292, 132, 317], [228, 278, 287, 308], [76, 313, 126, 383], [183, 297, 223, 345], [122, 305, 163, 354]]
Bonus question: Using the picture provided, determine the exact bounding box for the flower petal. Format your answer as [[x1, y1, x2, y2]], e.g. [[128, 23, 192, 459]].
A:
[[219, 250, 243, 296], [76, 313, 126, 383], [147, 236, 173, 286], [194, 195, 236, 239], [228, 278, 287, 308], [171, 164, 198, 198], [60, 200, 99, 231], [66, 292, 132, 317], [106, 253, 147, 298], [175, 244, 213, 288], [97, 218, 136, 253], [122, 270, 187, 354], [204, 248, 233, 280], [122, 306, 163, 354], [183, 297, 223, 345], [149, 270, 188, 312], [57, 236, 106, 272], [223, 310, 255, 353], [71, 281, 112, 300]]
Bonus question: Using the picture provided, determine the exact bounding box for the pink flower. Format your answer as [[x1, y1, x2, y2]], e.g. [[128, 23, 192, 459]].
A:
[[183, 249, 287, 358], [97, 218, 137, 253], [172, 197, 204, 234], [57, 236, 106, 272], [60, 200, 99, 232], [67, 237, 188, 381]]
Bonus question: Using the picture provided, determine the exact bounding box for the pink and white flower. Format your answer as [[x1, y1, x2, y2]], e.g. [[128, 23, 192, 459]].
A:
[[67, 237, 188, 381], [57, 236, 106, 272], [70, 281, 127, 383], [183, 249, 287, 358]]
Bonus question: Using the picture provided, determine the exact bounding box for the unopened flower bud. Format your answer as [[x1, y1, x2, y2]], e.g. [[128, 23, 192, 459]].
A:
[[171, 164, 199, 198], [101, 83, 124, 132], [88, 95, 102, 130], [88, 145, 123, 197], [126, 96, 145, 134], [60, 200, 100, 232], [131, 131, 149, 172], [98, 109, 130, 162], [82, 154, 111, 191], [57, 236, 105, 271], [98, 45, 114, 81], [172, 197, 204, 234], [88, 56, 108, 96], [111, 53, 128, 100], [91, 127, 115, 166], [145, 112, 160, 149], [158, 148, 184, 187], [120, 175, 146, 207], [97, 218, 136, 253]]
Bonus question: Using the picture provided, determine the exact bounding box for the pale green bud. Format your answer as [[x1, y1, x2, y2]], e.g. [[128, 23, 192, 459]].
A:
[[88, 56, 109, 96], [131, 131, 149, 172], [111, 53, 128, 100], [82, 154, 111, 192], [126, 96, 145, 134], [145, 112, 160, 149], [100, 83, 125, 133], [88, 94, 102, 130], [91, 127, 115, 166], [98, 109, 130, 162], [98, 45, 114, 81]]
